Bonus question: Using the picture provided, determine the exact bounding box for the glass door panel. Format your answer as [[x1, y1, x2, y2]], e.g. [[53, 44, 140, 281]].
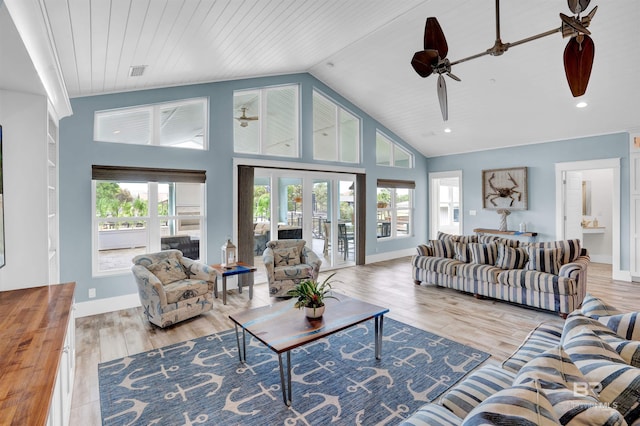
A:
[[253, 175, 271, 257], [277, 177, 303, 240], [312, 180, 331, 264], [336, 180, 356, 265]]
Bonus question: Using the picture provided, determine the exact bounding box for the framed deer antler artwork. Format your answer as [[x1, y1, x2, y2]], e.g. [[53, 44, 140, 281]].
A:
[[482, 167, 528, 210]]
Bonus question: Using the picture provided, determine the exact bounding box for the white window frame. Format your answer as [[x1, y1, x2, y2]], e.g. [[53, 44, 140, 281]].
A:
[[91, 180, 206, 276], [233, 84, 300, 157], [377, 187, 414, 240], [94, 97, 209, 150], [376, 130, 413, 168], [312, 89, 361, 163]]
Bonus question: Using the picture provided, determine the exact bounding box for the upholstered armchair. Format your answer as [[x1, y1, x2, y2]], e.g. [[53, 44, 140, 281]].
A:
[[263, 239, 322, 297], [132, 249, 217, 328]]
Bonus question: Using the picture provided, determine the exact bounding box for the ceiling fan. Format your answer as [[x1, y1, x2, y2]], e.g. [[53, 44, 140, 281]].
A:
[[411, 0, 597, 121], [235, 107, 259, 127]]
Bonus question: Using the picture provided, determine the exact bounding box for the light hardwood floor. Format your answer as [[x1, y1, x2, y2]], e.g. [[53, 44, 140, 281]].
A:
[[69, 259, 637, 425]]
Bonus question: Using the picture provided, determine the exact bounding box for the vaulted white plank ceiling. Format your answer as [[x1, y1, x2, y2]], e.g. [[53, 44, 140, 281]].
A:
[[43, 0, 640, 157]]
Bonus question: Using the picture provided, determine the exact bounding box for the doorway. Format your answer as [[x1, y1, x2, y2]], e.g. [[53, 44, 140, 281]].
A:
[[429, 171, 463, 239], [253, 168, 357, 272], [555, 159, 620, 272]]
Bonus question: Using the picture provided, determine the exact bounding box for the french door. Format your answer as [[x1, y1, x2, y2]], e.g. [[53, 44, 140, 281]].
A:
[[254, 169, 356, 269]]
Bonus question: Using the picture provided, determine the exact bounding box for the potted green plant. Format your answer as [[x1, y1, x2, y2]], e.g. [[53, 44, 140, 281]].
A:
[[286, 273, 339, 318]]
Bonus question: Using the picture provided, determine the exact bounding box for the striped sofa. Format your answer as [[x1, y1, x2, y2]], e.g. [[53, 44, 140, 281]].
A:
[[399, 294, 640, 425], [411, 233, 590, 316]]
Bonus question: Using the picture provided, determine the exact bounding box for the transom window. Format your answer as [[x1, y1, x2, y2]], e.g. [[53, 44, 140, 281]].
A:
[[376, 179, 414, 239], [233, 85, 299, 157], [312, 90, 360, 163], [376, 131, 413, 168], [94, 98, 208, 150]]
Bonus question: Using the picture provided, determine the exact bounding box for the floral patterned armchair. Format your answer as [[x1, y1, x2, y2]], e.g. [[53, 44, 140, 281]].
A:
[[132, 250, 217, 328], [263, 239, 322, 297]]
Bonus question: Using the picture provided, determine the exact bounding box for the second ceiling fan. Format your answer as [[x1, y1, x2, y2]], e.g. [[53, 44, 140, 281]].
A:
[[411, 0, 598, 121]]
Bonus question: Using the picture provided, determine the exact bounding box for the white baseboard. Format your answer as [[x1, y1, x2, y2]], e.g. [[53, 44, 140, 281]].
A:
[[75, 293, 140, 318], [589, 254, 612, 264], [365, 248, 415, 264], [613, 269, 632, 282]]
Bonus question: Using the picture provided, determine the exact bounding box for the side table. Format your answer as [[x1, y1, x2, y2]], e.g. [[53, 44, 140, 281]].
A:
[[210, 262, 257, 305]]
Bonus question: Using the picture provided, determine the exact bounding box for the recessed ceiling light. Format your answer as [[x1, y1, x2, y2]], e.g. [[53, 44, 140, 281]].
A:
[[113, 130, 121, 134], [444, 128, 452, 133], [576, 101, 588, 108]]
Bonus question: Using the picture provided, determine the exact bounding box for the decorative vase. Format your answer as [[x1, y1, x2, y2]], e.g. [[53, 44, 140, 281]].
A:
[[305, 305, 325, 319]]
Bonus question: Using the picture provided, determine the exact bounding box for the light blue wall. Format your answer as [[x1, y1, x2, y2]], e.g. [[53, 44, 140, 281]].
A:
[[59, 73, 427, 303], [426, 133, 630, 269]]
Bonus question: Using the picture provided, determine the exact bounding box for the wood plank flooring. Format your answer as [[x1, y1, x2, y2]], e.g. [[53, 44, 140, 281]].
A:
[[69, 259, 637, 425]]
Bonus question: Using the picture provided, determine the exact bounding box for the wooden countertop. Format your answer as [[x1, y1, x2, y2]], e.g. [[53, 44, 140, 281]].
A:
[[473, 228, 538, 237], [0, 282, 75, 426]]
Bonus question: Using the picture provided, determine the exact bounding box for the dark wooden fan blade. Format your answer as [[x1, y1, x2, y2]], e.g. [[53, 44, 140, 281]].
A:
[[437, 74, 448, 121], [568, 0, 590, 14], [411, 50, 439, 78], [424, 17, 448, 59], [564, 35, 595, 97]]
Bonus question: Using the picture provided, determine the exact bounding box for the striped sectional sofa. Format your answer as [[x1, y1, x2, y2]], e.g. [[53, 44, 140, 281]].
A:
[[411, 232, 590, 316], [399, 294, 640, 425]]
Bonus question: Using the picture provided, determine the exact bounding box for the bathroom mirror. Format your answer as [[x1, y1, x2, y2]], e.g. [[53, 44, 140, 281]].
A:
[[582, 180, 591, 216]]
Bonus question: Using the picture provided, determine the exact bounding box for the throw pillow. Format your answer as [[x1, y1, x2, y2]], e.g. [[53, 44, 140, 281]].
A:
[[571, 293, 623, 318], [526, 247, 562, 275], [454, 242, 471, 263], [437, 232, 477, 244], [461, 381, 560, 426], [478, 235, 519, 248], [147, 258, 187, 285], [528, 239, 581, 264], [514, 345, 626, 425], [562, 314, 640, 366], [597, 312, 640, 341], [429, 239, 454, 259], [416, 244, 432, 256], [495, 244, 528, 270], [273, 247, 300, 267], [468, 242, 498, 265], [563, 327, 640, 425]]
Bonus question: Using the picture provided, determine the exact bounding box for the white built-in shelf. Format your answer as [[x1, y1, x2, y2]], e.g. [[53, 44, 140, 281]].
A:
[[582, 227, 605, 234]]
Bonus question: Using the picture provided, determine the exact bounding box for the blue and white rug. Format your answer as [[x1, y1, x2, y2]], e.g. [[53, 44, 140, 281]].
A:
[[99, 318, 489, 425]]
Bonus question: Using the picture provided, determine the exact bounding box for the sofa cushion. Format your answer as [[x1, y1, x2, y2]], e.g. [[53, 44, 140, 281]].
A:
[[441, 364, 516, 419], [457, 263, 502, 284], [497, 270, 577, 295], [146, 258, 187, 285], [429, 239, 455, 259], [461, 381, 560, 426], [468, 242, 498, 265], [526, 239, 581, 265], [514, 346, 626, 426], [495, 245, 528, 270], [526, 247, 562, 275], [571, 293, 623, 318], [273, 247, 300, 266], [454, 242, 471, 263], [412, 255, 463, 275], [502, 322, 563, 373], [563, 327, 640, 425], [273, 264, 312, 280], [397, 403, 462, 426], [163, 279, 210, 304]]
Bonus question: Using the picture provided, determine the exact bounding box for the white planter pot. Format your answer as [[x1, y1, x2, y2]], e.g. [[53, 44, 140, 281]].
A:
[[305, 305, 325, 319]]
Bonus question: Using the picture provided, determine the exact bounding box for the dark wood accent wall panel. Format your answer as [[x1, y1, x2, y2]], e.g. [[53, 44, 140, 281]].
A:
[[238, 165, 255, 287], [356, 173, 366, 265]]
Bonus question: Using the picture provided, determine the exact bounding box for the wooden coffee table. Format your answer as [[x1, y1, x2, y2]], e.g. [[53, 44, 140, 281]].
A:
[[228, 294, 389, 406]]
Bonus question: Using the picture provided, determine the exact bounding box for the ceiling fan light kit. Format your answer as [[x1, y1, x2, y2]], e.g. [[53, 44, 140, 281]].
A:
[[235, 107, 258, 127], [411, 0, 597, 121]]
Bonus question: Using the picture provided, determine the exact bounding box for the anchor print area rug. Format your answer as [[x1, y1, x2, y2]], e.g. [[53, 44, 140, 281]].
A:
[[98, 318, 489, 425]]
